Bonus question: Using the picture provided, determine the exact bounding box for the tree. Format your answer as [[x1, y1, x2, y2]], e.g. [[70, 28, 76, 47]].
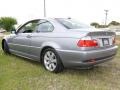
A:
[[90, 22, 99, 28], [0, 17, 17, 32], [108, 21, 120, 26]]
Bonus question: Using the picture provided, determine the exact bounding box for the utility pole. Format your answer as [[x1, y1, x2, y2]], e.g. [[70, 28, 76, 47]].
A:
[[104, 10, 109, 25], [44, 0, 46, 17]]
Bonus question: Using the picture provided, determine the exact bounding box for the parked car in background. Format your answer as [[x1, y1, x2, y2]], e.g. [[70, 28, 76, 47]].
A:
[[114, 29, 120, 35], [0, 29, 6, 33], [2, 18, 118, 73]]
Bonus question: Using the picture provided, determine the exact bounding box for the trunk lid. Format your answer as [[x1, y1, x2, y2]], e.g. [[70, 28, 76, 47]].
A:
[[67, 28, 115, 47], [87, 31, 115, 47]]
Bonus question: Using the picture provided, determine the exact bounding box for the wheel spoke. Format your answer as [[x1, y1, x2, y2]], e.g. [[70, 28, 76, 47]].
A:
[[44, 55, 49, 60], [46, 51, 51, 57], [51, 58, 57, 63], [51, 63, 56, 70], [44, 60, 50, 65], [50, 52, 55, 58], [49, 64, 53, 71]]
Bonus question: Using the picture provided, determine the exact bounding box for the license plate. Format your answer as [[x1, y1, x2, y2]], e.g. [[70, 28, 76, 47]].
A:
[[102, 38, 109, 46]]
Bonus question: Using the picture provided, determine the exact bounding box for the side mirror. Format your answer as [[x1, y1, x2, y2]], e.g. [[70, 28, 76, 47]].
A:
[[11, 30, 16, 34]]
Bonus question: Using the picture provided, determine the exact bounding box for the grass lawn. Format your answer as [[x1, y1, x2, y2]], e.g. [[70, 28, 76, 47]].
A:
[[0, 36, 120, 90]]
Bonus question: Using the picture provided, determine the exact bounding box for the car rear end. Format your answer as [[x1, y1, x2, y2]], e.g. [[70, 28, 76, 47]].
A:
[[77, 31, 117, 64], [55, 18, 118, 68], [58, 31, 118, 68]]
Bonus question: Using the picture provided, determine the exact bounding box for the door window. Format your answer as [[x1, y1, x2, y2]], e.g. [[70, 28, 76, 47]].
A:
[[37, 21, 54, 32], [17, 20, 39, 33]]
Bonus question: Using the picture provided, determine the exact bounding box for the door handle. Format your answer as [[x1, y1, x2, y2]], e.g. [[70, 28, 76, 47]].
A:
[[26, 35, 32, 38]]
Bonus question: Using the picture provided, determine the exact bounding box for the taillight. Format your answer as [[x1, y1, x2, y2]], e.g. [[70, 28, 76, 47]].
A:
[[77, 40, 98, 47]]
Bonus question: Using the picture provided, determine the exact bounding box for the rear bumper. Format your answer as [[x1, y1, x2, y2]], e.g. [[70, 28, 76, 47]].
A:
[[57, 46, 118, 68]]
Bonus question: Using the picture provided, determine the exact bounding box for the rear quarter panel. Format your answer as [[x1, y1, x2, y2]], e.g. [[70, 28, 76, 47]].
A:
[[30, 32, 83, 58]]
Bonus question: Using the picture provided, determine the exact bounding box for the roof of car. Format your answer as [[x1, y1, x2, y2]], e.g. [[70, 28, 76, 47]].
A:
[[28, 17, 70, 21]]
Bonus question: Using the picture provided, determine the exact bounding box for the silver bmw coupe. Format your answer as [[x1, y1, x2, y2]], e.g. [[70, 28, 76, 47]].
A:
[[2, 18, 118, 73]]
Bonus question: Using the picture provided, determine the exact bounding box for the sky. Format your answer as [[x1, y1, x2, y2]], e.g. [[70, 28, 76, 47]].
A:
[[0, 0, 120, 25]]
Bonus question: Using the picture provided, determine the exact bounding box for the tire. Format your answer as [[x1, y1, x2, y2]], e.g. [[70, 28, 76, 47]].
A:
[[42, 48, 64, 73], [3, 40, 10, 54]]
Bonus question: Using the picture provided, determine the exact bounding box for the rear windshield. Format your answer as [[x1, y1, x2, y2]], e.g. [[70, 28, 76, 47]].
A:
[[56, 18, 91, 29]]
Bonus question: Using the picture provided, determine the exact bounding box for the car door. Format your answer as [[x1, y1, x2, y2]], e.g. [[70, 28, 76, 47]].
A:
[[29, 19, 54, 60], [10, 20, 39, 57]]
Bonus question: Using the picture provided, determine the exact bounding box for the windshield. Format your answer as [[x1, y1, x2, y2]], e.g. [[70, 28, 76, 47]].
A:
[[56, 18, 91, 29]]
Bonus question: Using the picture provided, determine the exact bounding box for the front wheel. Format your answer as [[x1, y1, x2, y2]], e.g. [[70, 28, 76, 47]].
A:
[[42, 48, 64, 73], [2, 40, 10, 54]]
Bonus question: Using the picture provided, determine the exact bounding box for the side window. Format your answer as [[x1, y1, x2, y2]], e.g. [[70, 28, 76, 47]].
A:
[[18, 20, 39, 33], [37, 21, 54, 32]]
